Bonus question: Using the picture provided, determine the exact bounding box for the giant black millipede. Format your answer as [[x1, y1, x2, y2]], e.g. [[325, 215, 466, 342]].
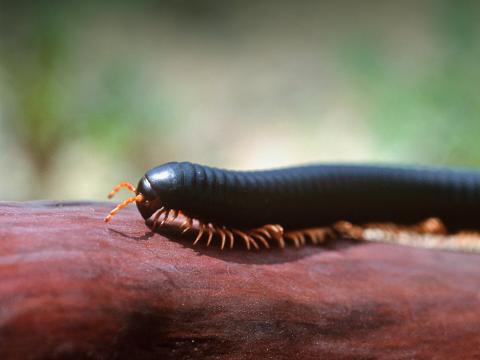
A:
[[104, 161, 480, 250]]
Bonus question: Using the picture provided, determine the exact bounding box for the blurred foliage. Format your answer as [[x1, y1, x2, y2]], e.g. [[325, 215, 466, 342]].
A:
[[0, 0, 479, 200], [0, 2, 169, 191], [340, 0, 480, 165]]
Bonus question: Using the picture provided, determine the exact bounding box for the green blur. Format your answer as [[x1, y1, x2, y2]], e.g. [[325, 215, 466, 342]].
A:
[[0, 0, 479, 200]]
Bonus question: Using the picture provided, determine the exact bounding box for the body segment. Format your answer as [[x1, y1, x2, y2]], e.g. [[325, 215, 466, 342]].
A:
[[137, 162, 480, 230]]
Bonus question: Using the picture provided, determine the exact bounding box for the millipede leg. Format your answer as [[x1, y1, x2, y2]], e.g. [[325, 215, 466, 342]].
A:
[[298, 233, 306, 245], [254, 228, 272, 240], [193, 223, 205, 245], [234, 230, 260, 250], [250, 232, 270, 249], [147, 206, 335, 251], [151, 209, 163, 230], [206, 223, 215, 246], [285, 232, 301, 247], [284, 227, 334, 247], [181, 217, 193, 234], [169, 210, 179, 224], [249, 237, 260, 250], [159, 209, 172, 226], [306, 230, 319, 244], [224, 228, 235, 249], [418, 217, 447, 234], [261, 224, 285, 248], [217, 227, 227, 250], [232, 230, 251, 250]]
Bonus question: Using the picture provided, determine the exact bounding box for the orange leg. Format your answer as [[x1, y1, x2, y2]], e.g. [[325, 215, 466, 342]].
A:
[[224, 228, 235, 249], [180, 217, 193, 234], [206, 223, 215, 246], [193, 223, 206, 245], [151, 208, 165, 230], [146, 206, 329, 251], [216, 227, 227, 250], [250, 232, 270, 249], [284, 227, 333, 246]]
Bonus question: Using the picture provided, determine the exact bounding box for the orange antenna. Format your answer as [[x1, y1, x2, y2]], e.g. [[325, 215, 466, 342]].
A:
[[107, 181, 136, 199], [104, 181, 141, 222], [104, 194, 145, 223]]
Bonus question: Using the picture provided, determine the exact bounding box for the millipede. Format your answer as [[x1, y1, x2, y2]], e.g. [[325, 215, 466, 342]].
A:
[[104, 161, 480, 250]]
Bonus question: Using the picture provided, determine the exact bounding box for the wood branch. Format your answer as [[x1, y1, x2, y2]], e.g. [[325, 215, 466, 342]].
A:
[[0, 201, 479, 359]]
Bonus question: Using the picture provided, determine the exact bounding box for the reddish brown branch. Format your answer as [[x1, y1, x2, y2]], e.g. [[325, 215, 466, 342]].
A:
[[0, 201, 479, 359]]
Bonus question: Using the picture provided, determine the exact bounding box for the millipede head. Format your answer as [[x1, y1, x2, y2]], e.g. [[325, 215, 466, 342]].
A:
[[134, 176, 164, 220], [104, 177, 166, 223]]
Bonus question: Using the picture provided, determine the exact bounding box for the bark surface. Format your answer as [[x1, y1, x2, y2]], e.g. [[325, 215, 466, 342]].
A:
[[0, 201, 479, 359]]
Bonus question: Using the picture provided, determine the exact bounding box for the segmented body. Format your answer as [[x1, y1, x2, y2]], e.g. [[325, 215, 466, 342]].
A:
[[106, 162, 480, 250]]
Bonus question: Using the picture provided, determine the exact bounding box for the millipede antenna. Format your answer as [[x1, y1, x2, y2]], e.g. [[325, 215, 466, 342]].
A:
[[107, 182, 137, 199], [104, 193, 145, 223]]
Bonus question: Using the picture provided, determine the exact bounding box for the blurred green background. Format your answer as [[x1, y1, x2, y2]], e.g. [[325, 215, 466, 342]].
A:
[[1, 0, 479, 200]]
